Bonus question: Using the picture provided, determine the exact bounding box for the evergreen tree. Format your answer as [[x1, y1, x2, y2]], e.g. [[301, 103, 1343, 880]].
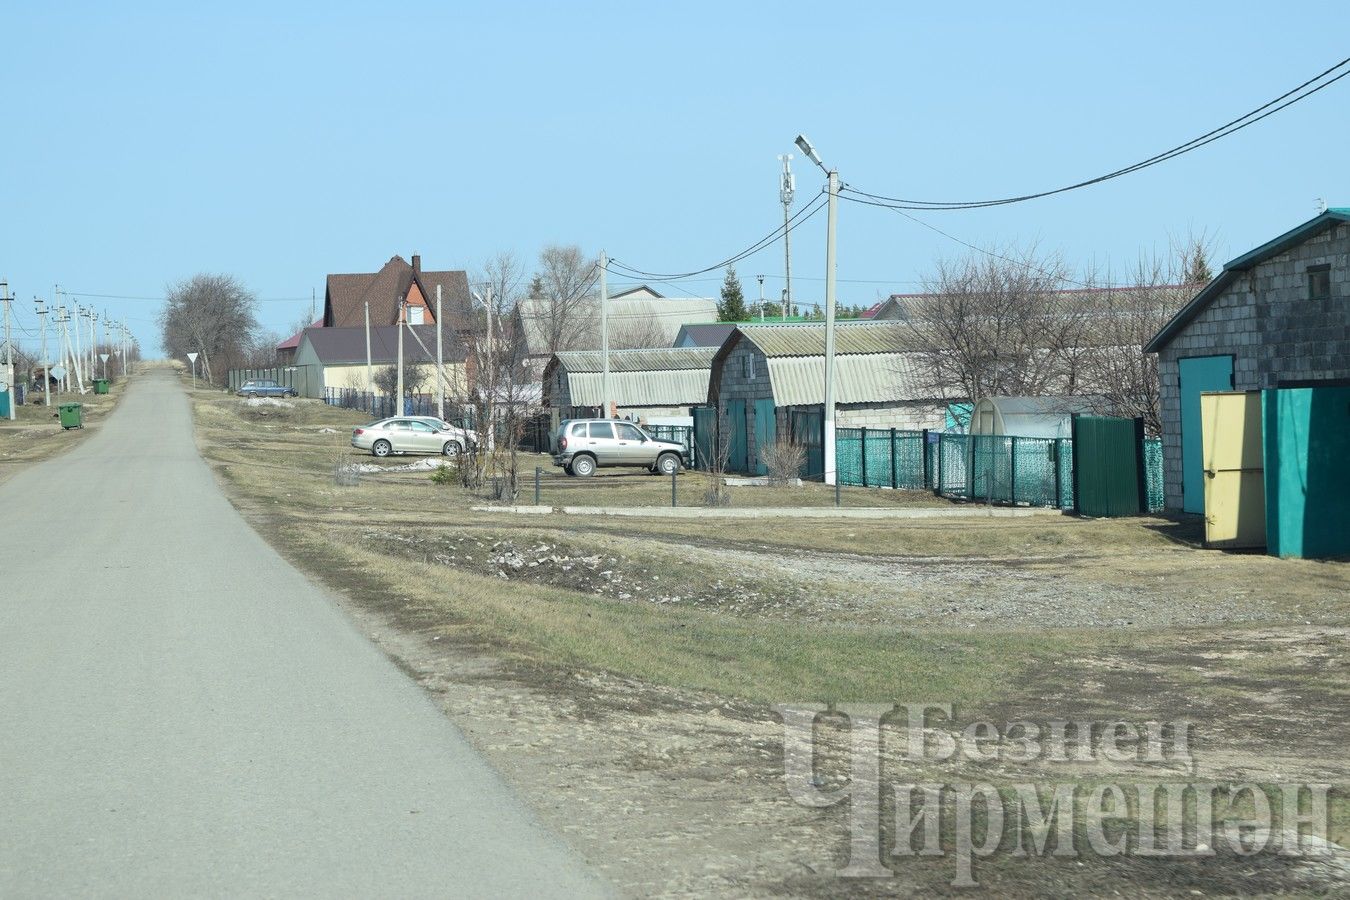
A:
[[717, 266, 747, 321]]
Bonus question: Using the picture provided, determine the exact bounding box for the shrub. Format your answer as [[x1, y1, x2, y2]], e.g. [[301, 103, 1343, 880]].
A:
[[762, 438, 806, 485]]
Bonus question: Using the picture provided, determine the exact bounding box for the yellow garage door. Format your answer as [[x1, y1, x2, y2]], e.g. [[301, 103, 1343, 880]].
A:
[[1200, 391, 1265, 549]]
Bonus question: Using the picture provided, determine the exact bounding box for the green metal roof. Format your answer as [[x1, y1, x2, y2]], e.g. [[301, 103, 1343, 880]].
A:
[[1145, 208, 1350, 353]]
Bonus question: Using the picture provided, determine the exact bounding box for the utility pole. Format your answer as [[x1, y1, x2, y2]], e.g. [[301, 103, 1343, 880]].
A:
[[795, 134, 839, 485], [778, 153, 795, 322], [364, 300, 373, 397], [2, 281, 14, 421], [396, 301, 405, 416], [598, 250, 609, 418], [756, 275, 765, 321], [36, 299, 51, 406], [435, 284, 444, 421], [71, 302, 86, 393]]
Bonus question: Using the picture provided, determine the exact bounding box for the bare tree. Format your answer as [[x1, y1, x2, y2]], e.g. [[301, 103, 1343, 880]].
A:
[[1075, 241, 1207, 434], [373, 361, 427, 397], [159, 274, 259, 383], [906, 244, 1089, 403], [534, 244, 599, 355]]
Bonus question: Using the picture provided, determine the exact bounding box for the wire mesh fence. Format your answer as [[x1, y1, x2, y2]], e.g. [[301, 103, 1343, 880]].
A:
[[644, 424, 695, 465], [836, 428, 1159, 512]]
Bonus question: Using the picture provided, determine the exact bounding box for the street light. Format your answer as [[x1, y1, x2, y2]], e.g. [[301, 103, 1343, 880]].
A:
[[470, 289, 496, 449], [794, 133, 840, 485]]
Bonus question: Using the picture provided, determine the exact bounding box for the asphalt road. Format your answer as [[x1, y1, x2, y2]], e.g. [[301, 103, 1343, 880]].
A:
[[0, 371, 608, 898]]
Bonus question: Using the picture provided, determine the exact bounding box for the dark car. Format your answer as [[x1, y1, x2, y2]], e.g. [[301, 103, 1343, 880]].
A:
[[236, 379, 297, 398]]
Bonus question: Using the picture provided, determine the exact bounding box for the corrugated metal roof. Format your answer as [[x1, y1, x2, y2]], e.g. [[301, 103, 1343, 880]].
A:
[[737, 321, 917, 357], [764, 353, 946, 406], [515, 296, 718, 356], [566, 369, 711, 407], [553, 346, 717, 373]]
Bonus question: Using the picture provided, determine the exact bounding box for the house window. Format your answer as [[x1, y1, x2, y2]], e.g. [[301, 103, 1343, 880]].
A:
[[1308, 264, 1331, 300], [744, 354, 756, 379], [406, 305, 426, 325]]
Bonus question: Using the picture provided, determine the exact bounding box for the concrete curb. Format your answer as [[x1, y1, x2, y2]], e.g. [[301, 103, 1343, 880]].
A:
[[472, 504, 1060, 520]]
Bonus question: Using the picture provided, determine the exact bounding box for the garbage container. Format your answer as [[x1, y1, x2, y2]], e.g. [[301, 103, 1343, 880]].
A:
[[93, 379, 110, 394], [59, 402, 83, 429]]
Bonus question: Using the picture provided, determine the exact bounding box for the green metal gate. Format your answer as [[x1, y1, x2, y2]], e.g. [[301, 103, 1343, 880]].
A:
[[753, 398, 775, 476], [1072, 415, 1146, 517], [692, 406, 716, 470], [726, 399, 748, 473]]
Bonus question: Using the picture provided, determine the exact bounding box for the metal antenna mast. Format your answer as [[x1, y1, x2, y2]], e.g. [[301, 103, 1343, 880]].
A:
[[778, 153, 795, 321]]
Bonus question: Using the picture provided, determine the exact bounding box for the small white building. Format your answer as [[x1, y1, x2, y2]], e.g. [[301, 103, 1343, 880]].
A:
[[969, 396, 1097, 439]]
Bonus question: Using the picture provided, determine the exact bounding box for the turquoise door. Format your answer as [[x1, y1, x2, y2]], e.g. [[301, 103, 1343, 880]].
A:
[[726, 400, 747, 472], [753, 398, 775, 476], [1178, 355, 1233, 514]]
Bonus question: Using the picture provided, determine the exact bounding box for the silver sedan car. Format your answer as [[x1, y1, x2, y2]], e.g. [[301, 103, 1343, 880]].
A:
[[351, 417, 470, 458]]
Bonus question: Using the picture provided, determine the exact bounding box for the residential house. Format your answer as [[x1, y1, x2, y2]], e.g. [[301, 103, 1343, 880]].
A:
[[708, 321, 954, 475], [513, 294, 718, 374], [1145, 207, 1350, 513], [291, 325, 468, 399], [543, 347, 716, 427]]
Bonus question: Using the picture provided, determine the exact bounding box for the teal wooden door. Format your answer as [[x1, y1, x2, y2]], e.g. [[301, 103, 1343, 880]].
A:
[[726, 399, 747, 472], [753, 398, 775, 476], [1178, 355, 1233, 514]]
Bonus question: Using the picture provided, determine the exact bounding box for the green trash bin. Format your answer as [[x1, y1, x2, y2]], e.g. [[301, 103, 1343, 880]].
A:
[[93, 379, 110, 395], [59, 402, 84, 429]]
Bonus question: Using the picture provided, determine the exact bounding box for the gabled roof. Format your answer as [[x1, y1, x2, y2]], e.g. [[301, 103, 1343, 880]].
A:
[[324, 256, 471, 328], [733, 321, 918, 357], [710, 321, 945, 407], [545, 348, 715, 407], [515, 296, 718, 356], [277, 319, 323, 351], [673, 322, 737, 347], [1146, 208, 1350, 353], [550, 346, 717, 373], [610, 285, 666, 300], [297, 325, 467, 366]]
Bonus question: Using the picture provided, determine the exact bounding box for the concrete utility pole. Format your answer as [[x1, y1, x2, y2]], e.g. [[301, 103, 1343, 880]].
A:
[[756, 275, 765, 321], [2, 281, 14, 421], [795, 134, 839, 485], [598, 250, 609, 418], [435, 285, 444, 421], [36, 299, 51, 407], [396, 301, 405, 416], [364, 301, 373, 397], [778, 153, 795, 321]]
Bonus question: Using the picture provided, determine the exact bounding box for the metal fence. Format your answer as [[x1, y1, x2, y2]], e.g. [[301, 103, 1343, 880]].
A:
[[323, 388, 473, 425], [836, 427, 1163, 512], [227, 365, 320, 396], [645, 424, 695, 465]]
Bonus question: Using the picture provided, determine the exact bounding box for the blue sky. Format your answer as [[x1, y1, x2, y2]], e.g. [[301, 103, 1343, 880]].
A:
[[2, 1, 1348, 355]]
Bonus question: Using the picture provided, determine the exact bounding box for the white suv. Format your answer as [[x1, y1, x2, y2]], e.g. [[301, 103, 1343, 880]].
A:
[[553, 419, 685, 477]]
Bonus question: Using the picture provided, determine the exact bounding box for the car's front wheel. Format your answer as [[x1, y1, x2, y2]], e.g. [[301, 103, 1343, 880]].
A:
[[442, 440, 462, 457], [656, 453, 681, 476], [372, 439, 392, 458], [570, 454, 596, 477], [247, 392, 258, 399]]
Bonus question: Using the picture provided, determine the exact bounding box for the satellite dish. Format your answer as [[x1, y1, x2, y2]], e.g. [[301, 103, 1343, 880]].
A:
[[51, 365, 67, 379]]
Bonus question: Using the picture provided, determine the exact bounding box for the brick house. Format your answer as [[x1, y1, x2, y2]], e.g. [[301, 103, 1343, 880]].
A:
[[1145, 208, 1350, 512]]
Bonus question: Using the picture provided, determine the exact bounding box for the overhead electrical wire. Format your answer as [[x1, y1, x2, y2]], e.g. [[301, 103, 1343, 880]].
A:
[[606, 190, 827, 281], [842, 55, 1350, 210]]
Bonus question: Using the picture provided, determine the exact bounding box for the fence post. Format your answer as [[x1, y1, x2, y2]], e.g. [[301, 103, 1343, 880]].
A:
[[921, 429, 930, 491], [1053, 440, 1064, 509], [1069, 415, 1081, 515], [889, 428, 898, 489], [1009, 437, 1018, 505], [933, 432, 942, 495], [534, 466, 541, 506], [1133, 417, 1148, 514], [859, 427, 868, 487], [671, 467, 677, 508]]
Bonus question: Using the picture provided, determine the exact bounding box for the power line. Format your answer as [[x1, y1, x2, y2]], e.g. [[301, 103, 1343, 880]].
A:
[[62, 291, 313, 303], [843, 55, 1350, 210], [606, 191, 828, 280], [841, 194, 1130, 290]]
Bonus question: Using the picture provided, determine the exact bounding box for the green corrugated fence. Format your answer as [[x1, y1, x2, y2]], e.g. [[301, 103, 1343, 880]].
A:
[[835, 427, 1161, 512]]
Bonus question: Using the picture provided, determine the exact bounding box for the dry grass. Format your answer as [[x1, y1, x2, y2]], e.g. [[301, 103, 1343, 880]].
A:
[[0, 371, 134, 484]]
